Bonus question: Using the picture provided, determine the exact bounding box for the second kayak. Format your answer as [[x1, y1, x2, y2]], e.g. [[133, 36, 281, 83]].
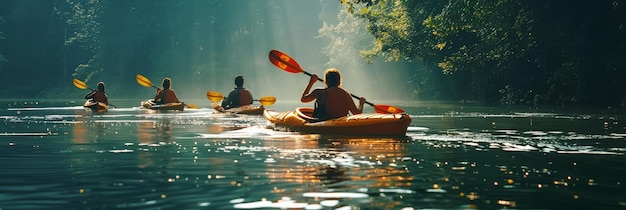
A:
[[264, 107, 412, 136], [83, 99, 108, 113], [141, 100, 185, 111], [212, 103, 265, 115]]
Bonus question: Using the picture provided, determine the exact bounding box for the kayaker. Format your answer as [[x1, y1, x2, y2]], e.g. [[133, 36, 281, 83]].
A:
[[154, 77, 181, 104], [84, 82, 109, 105], [301, 68, 365, 120], [221, 75, 253, 110]]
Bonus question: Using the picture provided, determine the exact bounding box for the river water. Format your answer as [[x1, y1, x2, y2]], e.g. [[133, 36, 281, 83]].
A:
[[0, 99, 624, 209]]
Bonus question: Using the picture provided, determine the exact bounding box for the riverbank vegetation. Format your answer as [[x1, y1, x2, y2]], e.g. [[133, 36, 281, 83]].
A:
[[340, 0, 626, 107], [1, 0, 624, 108]]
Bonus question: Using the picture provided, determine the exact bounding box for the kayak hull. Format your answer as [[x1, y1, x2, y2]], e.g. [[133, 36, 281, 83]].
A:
[[264, 107, 411, 136], [83, 99, 108, 113], [141, 100, 185, 111], [213, 104, 265, 115]]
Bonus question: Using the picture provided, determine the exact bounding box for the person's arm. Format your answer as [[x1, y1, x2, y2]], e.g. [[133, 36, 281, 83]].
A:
[[244, 90, 253, 106], [301, 74, 319, 103], [357, 97, 365, 113], [84, 90, 96, 99], [154, 89, 162, 101], [170, 90, 181, 103], [345, 90, 365, 115], [221, 90, 235, 108], [220, 98, 230, 108]]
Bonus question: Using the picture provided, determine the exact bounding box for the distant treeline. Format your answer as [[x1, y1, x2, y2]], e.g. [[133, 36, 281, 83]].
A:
[[0, 0, 313, 99], [342, 0, 626, 107], [1, 0, 625, 108]]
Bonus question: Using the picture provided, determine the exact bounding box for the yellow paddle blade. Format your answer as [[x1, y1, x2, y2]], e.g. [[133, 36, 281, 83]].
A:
[[206, 91, 224, 102], [186, 104, 199, 109], [136, 74, 154, 87], [73, 78, 88, 90], [258, 96, 276, 106]]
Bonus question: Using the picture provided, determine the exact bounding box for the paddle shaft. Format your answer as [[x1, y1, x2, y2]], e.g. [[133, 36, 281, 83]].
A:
[[269, 50, 404, 114], [86, 88, 117, 108], [216, 96, 272, 104], [136, 75, 197, 109], [223, 97, 269, 102], [301, 70, 376, 107], [74, 79, 117, 108], [152, 88, 195, 108], [270, 50, 375, 107], [144, 82, 160, 90]]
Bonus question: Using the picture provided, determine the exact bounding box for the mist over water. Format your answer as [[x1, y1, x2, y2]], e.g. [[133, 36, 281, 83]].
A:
[[176, 1, 326, 101], [127, 1, 340, 102], [1, 1, 414, 105], [116, 1, 413, 105]]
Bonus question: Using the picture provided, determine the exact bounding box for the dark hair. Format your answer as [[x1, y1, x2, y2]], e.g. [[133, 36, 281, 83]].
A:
[[235, 75, 244, 88], [162, 77, 172, 89], [97, 82, 105, 92], [324, 68, 341, 87]]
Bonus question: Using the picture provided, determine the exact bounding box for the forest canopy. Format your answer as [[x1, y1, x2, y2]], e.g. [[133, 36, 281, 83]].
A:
[[342, 0, 626, 107]]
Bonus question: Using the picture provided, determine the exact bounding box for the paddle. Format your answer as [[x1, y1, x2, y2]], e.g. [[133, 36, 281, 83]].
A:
[[268, 49, 405, 114], [72, 78, 117, 108], [135, 74, 199, 109], [206, 91, 276, 107]]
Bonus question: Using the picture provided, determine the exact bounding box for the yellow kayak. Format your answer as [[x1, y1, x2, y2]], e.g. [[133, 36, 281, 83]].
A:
[[83, 99, 108, 113], [213, 104, 265, 115], [264, 107, 411, 136], [141, 100, 185, 111]]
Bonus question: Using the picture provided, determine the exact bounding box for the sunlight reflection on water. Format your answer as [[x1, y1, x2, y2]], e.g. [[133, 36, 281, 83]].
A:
[[1, 101, 625, 209]]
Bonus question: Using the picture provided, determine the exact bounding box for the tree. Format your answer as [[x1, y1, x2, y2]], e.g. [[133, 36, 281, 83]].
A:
[[342, 0, 626, 106], [60, 0, 107, 83]]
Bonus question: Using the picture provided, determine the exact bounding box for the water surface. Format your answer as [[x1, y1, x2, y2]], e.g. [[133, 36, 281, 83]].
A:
[[1, 100, 624, 209]]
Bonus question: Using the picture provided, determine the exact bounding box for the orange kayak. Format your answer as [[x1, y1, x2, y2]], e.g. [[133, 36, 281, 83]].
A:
[[213, 104, 265, 115], [141, 100, 185, 111], [83, 99, 108, 113], [264, 107, 411, 136]]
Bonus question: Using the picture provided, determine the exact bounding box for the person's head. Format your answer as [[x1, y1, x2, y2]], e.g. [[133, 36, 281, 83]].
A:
[[234, 75, 244, 88], [97, 82, 105, 92], [161, 77, 172, 89], [324, 68, 341, 87]]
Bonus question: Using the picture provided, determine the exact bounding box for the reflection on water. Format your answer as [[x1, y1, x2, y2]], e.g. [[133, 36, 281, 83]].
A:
[[0, 100, 625, 209]]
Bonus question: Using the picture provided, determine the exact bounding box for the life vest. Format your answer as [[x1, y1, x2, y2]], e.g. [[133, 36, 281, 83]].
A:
[[223, 88, 253, 109], [86, 91, 108, 105], [155, 89, 179, 104], [238, 89, 253, 106], [313, 90, 327, 120]]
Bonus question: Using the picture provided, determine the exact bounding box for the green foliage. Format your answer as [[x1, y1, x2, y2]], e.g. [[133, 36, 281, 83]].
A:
[[355, 0, 415, 63], [317, 8, 375, 68], [60, 0, 107, 82], [1, 1, 329, 99], [0, 53, 5, 66], [342, 0, 626, 106], [0, 16, 6, 67], [0, 51, 6, 69]]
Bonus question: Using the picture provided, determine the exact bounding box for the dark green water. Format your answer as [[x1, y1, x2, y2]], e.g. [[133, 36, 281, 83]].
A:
[[0, 99, 624, 209]]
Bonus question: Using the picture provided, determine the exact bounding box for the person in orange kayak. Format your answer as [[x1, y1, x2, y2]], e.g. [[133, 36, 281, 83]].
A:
[[84, 82, 109, 105], [221, 75, 253, 109], [154, 77, 181, 104], [301, 68, 365, 120]]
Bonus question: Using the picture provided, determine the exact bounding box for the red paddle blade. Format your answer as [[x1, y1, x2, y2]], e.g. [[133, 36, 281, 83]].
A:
[[269, 50, 303, 74], [373, 104, 405, 114]]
